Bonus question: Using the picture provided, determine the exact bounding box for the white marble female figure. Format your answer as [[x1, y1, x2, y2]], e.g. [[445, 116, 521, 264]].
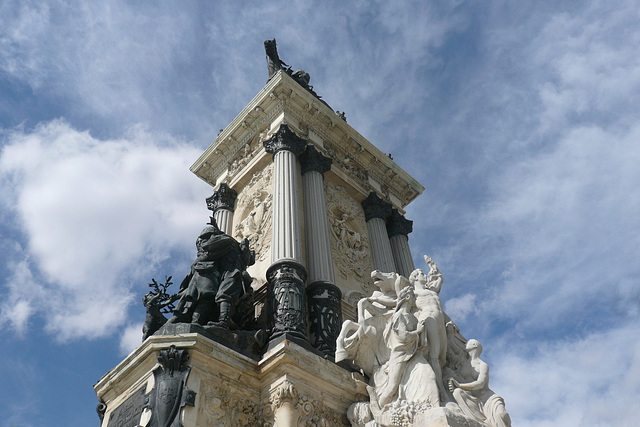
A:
[[448, 339, 511, 427]]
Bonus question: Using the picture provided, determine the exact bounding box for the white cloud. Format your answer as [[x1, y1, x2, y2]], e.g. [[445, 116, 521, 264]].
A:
[[0, 120, 210, 340], [474, 112, 640, 335], [444, 293, 476, 322], [407, 0, 640, 340], [531, 0, 640, 134], [119, 322, 144, 356], [490, 320, 640, 426]]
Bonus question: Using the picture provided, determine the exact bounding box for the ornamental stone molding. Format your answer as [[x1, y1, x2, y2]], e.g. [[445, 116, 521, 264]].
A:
[[263, 123, 307, 157], [269, 379, 300, 411], [299, 145, 332, 175], [268, 379, 349, 427], [227, 137, 262, 179]]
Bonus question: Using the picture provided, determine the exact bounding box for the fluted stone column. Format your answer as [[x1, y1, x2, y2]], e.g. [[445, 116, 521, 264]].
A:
[[205, 183, 237, 235], [263, 124, 308, 342], [299, 145, 342, 357], [387, 209, 415, 278], [361, 192, 396, 273]]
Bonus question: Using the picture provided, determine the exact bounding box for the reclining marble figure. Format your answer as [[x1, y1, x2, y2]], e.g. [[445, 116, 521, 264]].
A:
[[448, 339, 512, 427]]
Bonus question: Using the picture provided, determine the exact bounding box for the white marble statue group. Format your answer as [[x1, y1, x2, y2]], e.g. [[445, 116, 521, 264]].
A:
[[337, 256, 511, 427]]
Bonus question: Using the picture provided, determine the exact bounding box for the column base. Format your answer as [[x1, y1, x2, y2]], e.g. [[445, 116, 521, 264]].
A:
[[267, 259, 309, 343]]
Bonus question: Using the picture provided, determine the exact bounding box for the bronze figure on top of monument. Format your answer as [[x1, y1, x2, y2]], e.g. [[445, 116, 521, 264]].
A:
[[142, 213, 265, 358], [95, 40, 510, 427]]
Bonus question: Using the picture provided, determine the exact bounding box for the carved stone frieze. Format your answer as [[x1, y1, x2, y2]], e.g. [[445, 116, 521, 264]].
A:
[[227, 137, 262, 179], [197, 382, 263, 427], [297, 393, 349, 427], [234, 165, 274, 262], [324, 145, 369, 188], [325, 182, 372, 283], [343, 290, 366, 308]]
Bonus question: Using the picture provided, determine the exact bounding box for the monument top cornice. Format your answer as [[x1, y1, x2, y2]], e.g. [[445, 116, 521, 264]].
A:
[[190, 70, 424, 209]]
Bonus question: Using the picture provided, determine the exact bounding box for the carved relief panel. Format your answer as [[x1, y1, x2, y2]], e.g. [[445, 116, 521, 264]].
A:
[[197, 382, 263, 426], [324, 181, 373, 294], [233, 164, 274, 264]]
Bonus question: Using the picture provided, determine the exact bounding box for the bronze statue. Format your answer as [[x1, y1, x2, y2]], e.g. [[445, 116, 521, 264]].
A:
[[265, 38, 289, 80], [142, 277, 177, 340], [168, 219, 254, 329]]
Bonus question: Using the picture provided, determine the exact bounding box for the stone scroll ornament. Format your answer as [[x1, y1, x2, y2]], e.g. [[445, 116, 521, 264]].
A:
[[336, 256, 511, 427], [145, 346, 196, 427]]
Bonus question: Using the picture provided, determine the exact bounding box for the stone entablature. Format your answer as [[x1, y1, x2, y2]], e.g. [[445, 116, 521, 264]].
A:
[[190, 71, 424, 211]]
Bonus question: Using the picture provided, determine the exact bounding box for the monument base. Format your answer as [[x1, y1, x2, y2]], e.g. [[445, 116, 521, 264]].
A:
[[94, 333, 365, 426]]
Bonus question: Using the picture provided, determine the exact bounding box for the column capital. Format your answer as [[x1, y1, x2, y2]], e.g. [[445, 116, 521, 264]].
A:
[[206, 183, 237, 213], [387, 209, 413, 237], [361, 192, 392, 222], [299, 145, 332, 175], [263, 124, 307, 158]]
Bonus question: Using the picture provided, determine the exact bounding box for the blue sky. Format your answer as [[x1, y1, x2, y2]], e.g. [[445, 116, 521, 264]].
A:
[[1, 1, 639, 425]]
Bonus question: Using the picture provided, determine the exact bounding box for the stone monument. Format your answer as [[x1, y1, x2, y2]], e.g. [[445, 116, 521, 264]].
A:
[[93, 39, 509, 427]]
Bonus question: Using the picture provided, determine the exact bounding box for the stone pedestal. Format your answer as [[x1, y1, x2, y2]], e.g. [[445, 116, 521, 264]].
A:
[[94, 333, 363, 427]]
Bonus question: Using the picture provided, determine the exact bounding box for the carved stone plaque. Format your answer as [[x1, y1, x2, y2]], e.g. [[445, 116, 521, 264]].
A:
[[107, 386, 147, 427]]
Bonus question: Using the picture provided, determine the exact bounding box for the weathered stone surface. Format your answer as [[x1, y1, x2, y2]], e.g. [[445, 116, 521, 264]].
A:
[[95, 334, 362, 427]]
